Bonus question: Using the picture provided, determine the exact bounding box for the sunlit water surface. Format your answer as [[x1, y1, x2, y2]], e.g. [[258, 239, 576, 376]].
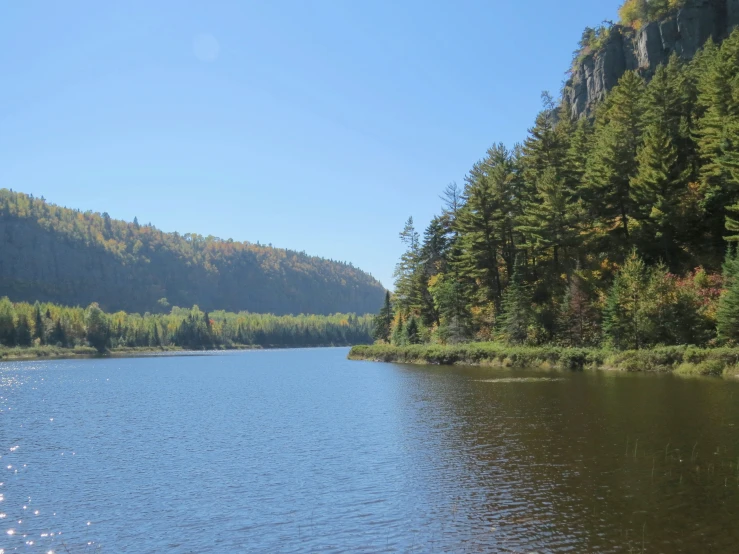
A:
[[2, 348, 739, 553]]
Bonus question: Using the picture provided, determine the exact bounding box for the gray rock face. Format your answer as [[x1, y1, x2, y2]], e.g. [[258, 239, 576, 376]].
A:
[[565, 0, 737, 120]]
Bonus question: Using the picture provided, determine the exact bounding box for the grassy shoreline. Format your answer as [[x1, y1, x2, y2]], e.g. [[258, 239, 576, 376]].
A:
[[348, 343, 739, 377], [0, 343, 358, 362]]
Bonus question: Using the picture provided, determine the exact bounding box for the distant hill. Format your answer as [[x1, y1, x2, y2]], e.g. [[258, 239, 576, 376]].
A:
[[0, 189, 385, 315]]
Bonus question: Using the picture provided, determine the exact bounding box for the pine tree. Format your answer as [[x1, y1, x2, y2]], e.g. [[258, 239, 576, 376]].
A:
[[522, 92, 568, 185], [455, 144, 515, 309], [393, 217, 421, 315], [631, 59, 695, 266], [695, 34, 739, 252], [584, 71, 645, 252], [630, 122, 690, 264], [564, 117, 594, 197], [517, 167, 581, 275], [372, 291, 394, 343]]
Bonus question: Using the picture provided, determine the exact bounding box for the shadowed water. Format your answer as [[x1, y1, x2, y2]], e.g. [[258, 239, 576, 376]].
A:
[[1, 347, 739, 552]]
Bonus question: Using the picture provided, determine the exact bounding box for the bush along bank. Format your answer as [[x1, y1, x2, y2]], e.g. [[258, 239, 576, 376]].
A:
[[348, 343, 739, 377]]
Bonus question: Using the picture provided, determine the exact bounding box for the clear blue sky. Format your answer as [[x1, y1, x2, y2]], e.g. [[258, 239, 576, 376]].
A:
[[0, 0, 622, 290]]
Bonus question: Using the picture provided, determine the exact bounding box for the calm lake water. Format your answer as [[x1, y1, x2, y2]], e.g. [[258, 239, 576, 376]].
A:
[[2, 348, 739, 553]]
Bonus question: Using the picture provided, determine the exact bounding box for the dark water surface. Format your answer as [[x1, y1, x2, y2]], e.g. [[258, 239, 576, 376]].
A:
[[2, 348, 739, 553]]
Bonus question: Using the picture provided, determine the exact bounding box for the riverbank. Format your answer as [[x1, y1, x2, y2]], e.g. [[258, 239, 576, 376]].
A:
[[0, 343, 357, 362], [349, 343, 739, 377]]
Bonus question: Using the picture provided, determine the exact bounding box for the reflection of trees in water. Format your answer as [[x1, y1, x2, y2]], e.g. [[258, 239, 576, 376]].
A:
[[395, 365, 739, 553]]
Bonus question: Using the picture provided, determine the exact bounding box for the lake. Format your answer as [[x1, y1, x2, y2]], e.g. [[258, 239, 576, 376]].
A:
[[1, 348, 739, 553]]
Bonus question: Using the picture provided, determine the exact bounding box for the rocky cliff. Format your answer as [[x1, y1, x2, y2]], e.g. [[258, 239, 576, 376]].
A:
[[565, 0, 739, 119]]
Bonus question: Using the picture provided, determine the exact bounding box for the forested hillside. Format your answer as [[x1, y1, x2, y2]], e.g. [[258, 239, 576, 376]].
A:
[[375, 15, 739, 350], [0, 189, 385, 315]]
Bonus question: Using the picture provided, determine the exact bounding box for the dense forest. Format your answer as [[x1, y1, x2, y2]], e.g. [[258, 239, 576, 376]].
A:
[[0, 297, 372, 352], [0, 189, 385, 316], [374, 22, 739, 351]]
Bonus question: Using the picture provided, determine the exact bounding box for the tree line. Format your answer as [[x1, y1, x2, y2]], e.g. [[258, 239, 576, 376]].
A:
[[375, 29, 739, 350], [0, 297, 373, 352]]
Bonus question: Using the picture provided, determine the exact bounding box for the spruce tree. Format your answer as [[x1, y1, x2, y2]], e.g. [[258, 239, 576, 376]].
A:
[[393, 217, 421, 315], [372, 291, 394, 343]]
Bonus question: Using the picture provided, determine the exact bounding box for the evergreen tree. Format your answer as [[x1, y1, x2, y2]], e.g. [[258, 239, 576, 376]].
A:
[[630, 122, 690, 265], [695, 34, 739, 253], [522, 92, 568, 185], [393, 217, 421, 315], [517, 167, 581, 275], [631, 59, 695, 266], [51, 318, 67, 347], [406, 317, 420, 345], [15, 314, 32, 347], [603, 251, 652, 349], [455, 145, 515, 308], [428, 272, 471, 344], [373, 291, 394, 343], [585, 71, 645, 252], [498, 259, 533, 345]]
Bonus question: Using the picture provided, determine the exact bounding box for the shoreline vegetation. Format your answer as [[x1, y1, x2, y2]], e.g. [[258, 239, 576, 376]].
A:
[[365, 28, 739, 370], [0, 297, 374, 360], [349, 343, 739, 378], [0, 343, 356, 362]]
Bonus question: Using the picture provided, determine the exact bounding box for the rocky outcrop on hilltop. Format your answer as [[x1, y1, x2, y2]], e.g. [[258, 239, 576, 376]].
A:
[[565, 0, 739, 119]]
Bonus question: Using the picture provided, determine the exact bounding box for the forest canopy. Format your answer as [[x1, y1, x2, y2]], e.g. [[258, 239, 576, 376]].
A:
[[375, 29, 739, 351]]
